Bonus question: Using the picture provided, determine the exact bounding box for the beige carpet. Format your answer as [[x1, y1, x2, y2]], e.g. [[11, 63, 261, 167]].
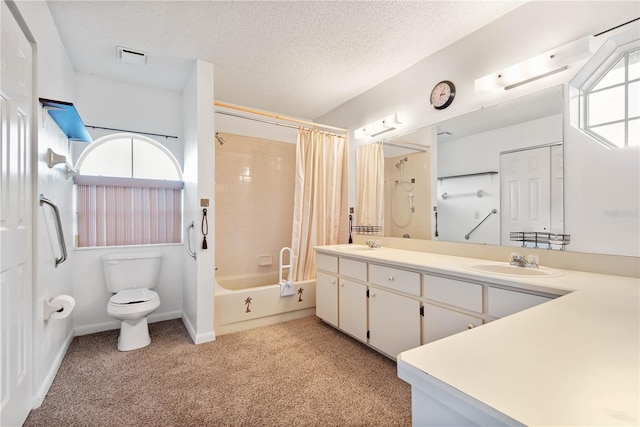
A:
[[25, 316, 412, 426]]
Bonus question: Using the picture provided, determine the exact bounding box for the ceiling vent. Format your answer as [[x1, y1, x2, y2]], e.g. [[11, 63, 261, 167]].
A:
[[117, 46, 148, 65]]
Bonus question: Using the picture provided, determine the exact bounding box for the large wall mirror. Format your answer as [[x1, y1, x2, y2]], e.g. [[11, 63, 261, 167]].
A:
[[358, 85, 566, 250]]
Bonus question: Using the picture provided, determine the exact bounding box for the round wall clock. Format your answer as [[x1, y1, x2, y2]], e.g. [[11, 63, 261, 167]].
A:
[[430, 80, 456, 110]]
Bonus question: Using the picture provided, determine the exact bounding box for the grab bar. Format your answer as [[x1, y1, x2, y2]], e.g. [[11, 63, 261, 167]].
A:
[[185, 221, 196, 260], [39, 194, 67, 267], [442, 190, 483, 200], [279, 247, 292, 284], [464, 208, 498, 240]]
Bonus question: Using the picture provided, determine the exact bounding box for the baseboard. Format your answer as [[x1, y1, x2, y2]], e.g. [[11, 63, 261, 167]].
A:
[[181, 313, 216, 345], [74, 320, 120, 336], [32, 328, 74, 409], [74, 311, 183, 337]]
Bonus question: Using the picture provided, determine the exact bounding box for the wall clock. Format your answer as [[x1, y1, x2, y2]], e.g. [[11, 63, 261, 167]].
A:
[[430, 80, 456, 110]]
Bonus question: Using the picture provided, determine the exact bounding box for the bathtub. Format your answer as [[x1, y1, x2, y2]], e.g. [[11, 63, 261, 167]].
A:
[[214, 271, 316, 335]]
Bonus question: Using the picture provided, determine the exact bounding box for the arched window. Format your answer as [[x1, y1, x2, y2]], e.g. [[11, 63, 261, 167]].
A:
[[74, 133, 183, 247], [571, 30, 639, 149]]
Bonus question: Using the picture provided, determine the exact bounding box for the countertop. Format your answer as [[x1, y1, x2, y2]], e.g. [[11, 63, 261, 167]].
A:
[[315, 244, 640, 426]]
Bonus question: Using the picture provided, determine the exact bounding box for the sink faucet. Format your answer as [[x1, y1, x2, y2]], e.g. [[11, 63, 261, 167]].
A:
[[510, 253, 539, 268], [365, 239, 381, 249]]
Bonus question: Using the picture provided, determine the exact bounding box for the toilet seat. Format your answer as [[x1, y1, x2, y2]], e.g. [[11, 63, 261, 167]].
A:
[[110, 288, 159, 305]]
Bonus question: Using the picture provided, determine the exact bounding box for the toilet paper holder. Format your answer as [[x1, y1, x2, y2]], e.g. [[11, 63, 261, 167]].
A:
[[43, 293, 75, 321]]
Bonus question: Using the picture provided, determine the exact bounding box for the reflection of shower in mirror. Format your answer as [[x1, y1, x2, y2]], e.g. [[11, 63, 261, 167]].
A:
[[395, 157, 408, 169]]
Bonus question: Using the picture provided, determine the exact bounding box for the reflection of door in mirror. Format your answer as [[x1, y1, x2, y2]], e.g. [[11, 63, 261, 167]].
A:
[[384, 151, 431, 239], [500, 145, 563, 247], [436, 88, 564, 245]]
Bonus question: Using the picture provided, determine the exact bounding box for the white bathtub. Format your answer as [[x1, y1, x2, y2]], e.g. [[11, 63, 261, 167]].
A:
[[214, 271, 316, 335]]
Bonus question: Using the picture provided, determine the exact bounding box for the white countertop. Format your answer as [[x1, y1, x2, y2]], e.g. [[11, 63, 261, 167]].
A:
[[315, 244, 640, 426]]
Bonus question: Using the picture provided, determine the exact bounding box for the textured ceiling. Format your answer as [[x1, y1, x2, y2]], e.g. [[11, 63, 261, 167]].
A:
[[46, 1, 524, 119]]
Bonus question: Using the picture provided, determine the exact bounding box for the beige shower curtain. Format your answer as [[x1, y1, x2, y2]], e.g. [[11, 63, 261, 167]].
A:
[[356, 142, 384, 228], [291, 128, 348, 281]]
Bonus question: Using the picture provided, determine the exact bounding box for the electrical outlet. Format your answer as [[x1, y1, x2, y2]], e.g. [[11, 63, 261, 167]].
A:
[[200, 199, 209, 207]]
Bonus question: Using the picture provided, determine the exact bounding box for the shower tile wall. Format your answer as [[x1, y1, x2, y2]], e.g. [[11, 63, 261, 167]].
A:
[[215, 133, 296, 277]]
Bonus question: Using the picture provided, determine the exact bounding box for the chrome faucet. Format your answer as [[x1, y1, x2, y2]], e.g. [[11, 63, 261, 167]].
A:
[[365, 239, 381, 249], [510, 253, 539, 268]]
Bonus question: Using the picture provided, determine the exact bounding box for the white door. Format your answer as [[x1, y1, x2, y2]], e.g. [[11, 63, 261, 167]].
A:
[[500, 147, 551, 246], [368, 287, 420, 358], [0, 2, 33, 425]]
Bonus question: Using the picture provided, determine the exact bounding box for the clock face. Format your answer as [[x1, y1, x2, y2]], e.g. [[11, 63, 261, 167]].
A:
[[430, 80, 456, 110]]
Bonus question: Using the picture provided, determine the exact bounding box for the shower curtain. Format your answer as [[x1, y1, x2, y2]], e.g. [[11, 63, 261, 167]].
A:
[[356, 142, 384, 228], [291, 128, 348, 281]]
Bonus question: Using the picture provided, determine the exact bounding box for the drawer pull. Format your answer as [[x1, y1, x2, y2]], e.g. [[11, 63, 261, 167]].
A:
[[387, 276, 394, 281]]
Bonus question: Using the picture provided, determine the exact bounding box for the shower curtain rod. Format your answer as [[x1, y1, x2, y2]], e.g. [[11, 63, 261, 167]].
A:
[[214, 101, 348, 134]]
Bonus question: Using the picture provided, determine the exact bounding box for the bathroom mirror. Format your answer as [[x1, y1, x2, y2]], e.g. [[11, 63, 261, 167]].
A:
[[365, 85, 565, 247]]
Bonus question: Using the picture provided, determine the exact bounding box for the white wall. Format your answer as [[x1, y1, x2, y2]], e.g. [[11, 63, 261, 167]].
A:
[[67, 71, 186, 335], [182, 60, 215, 344], [71, 73, 184, 167], [318, 1, 640, 257], [12, 0, 76, 408]]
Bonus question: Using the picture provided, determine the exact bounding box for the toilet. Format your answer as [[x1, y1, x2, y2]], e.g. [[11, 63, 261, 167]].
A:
[[103, 252, 162, 351]]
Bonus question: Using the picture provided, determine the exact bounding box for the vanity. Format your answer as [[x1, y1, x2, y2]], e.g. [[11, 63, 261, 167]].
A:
[[314, 244, 639, 426]]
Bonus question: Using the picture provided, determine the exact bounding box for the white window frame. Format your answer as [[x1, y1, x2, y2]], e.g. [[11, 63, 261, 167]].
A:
[[74, 133, 184, 248], [582, 49, 639, 148]]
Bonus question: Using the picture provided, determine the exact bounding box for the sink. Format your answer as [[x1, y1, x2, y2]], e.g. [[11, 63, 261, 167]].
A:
[[464, 263, 563, 278]]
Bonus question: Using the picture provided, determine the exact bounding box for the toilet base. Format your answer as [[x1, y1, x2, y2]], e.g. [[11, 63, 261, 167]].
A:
[[117, 317, 151, 351]]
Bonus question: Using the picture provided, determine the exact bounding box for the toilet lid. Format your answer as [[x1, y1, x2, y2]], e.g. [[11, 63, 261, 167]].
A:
[[110, 289, 158, 305]]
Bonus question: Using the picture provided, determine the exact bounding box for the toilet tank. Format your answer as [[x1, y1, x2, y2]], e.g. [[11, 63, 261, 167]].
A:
[[102, 252, 163, 293]]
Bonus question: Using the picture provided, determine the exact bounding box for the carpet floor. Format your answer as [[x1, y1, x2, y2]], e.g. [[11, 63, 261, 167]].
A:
[[24, 316, 412, 426]]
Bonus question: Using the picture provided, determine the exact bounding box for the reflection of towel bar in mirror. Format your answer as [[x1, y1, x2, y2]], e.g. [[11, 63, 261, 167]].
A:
[[46, 148, 79, 179], [441, 190, 483, 200]]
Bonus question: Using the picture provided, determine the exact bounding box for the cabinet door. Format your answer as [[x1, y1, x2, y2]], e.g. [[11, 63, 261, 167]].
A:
[[369, 287, 421, 358], [488, 287, 552, 318], [316, 272, 338, 327], [338, 278, 368, 342], [422, 303, 483, 344]]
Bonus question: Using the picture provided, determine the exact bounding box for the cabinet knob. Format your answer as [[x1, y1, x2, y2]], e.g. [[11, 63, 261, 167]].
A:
[[330, 279, 336, 284], [370, 292, 376, 297], [387, 276, 394, 281], [467, 324, 475, 330], [339, 282, 344, 287]]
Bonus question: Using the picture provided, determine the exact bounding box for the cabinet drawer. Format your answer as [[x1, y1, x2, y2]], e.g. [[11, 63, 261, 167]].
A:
[[369, 264, 420, 296], [339, 258, 367, 281], [423, 275, 482, 313], [422, 304, 483, 344], [316, 254, 338, 273], [488, 287, 552, 318]]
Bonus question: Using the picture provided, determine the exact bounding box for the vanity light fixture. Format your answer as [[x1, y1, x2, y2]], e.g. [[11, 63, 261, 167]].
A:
[[475, 36, 591, 92], [354, 113, 403, 139]]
